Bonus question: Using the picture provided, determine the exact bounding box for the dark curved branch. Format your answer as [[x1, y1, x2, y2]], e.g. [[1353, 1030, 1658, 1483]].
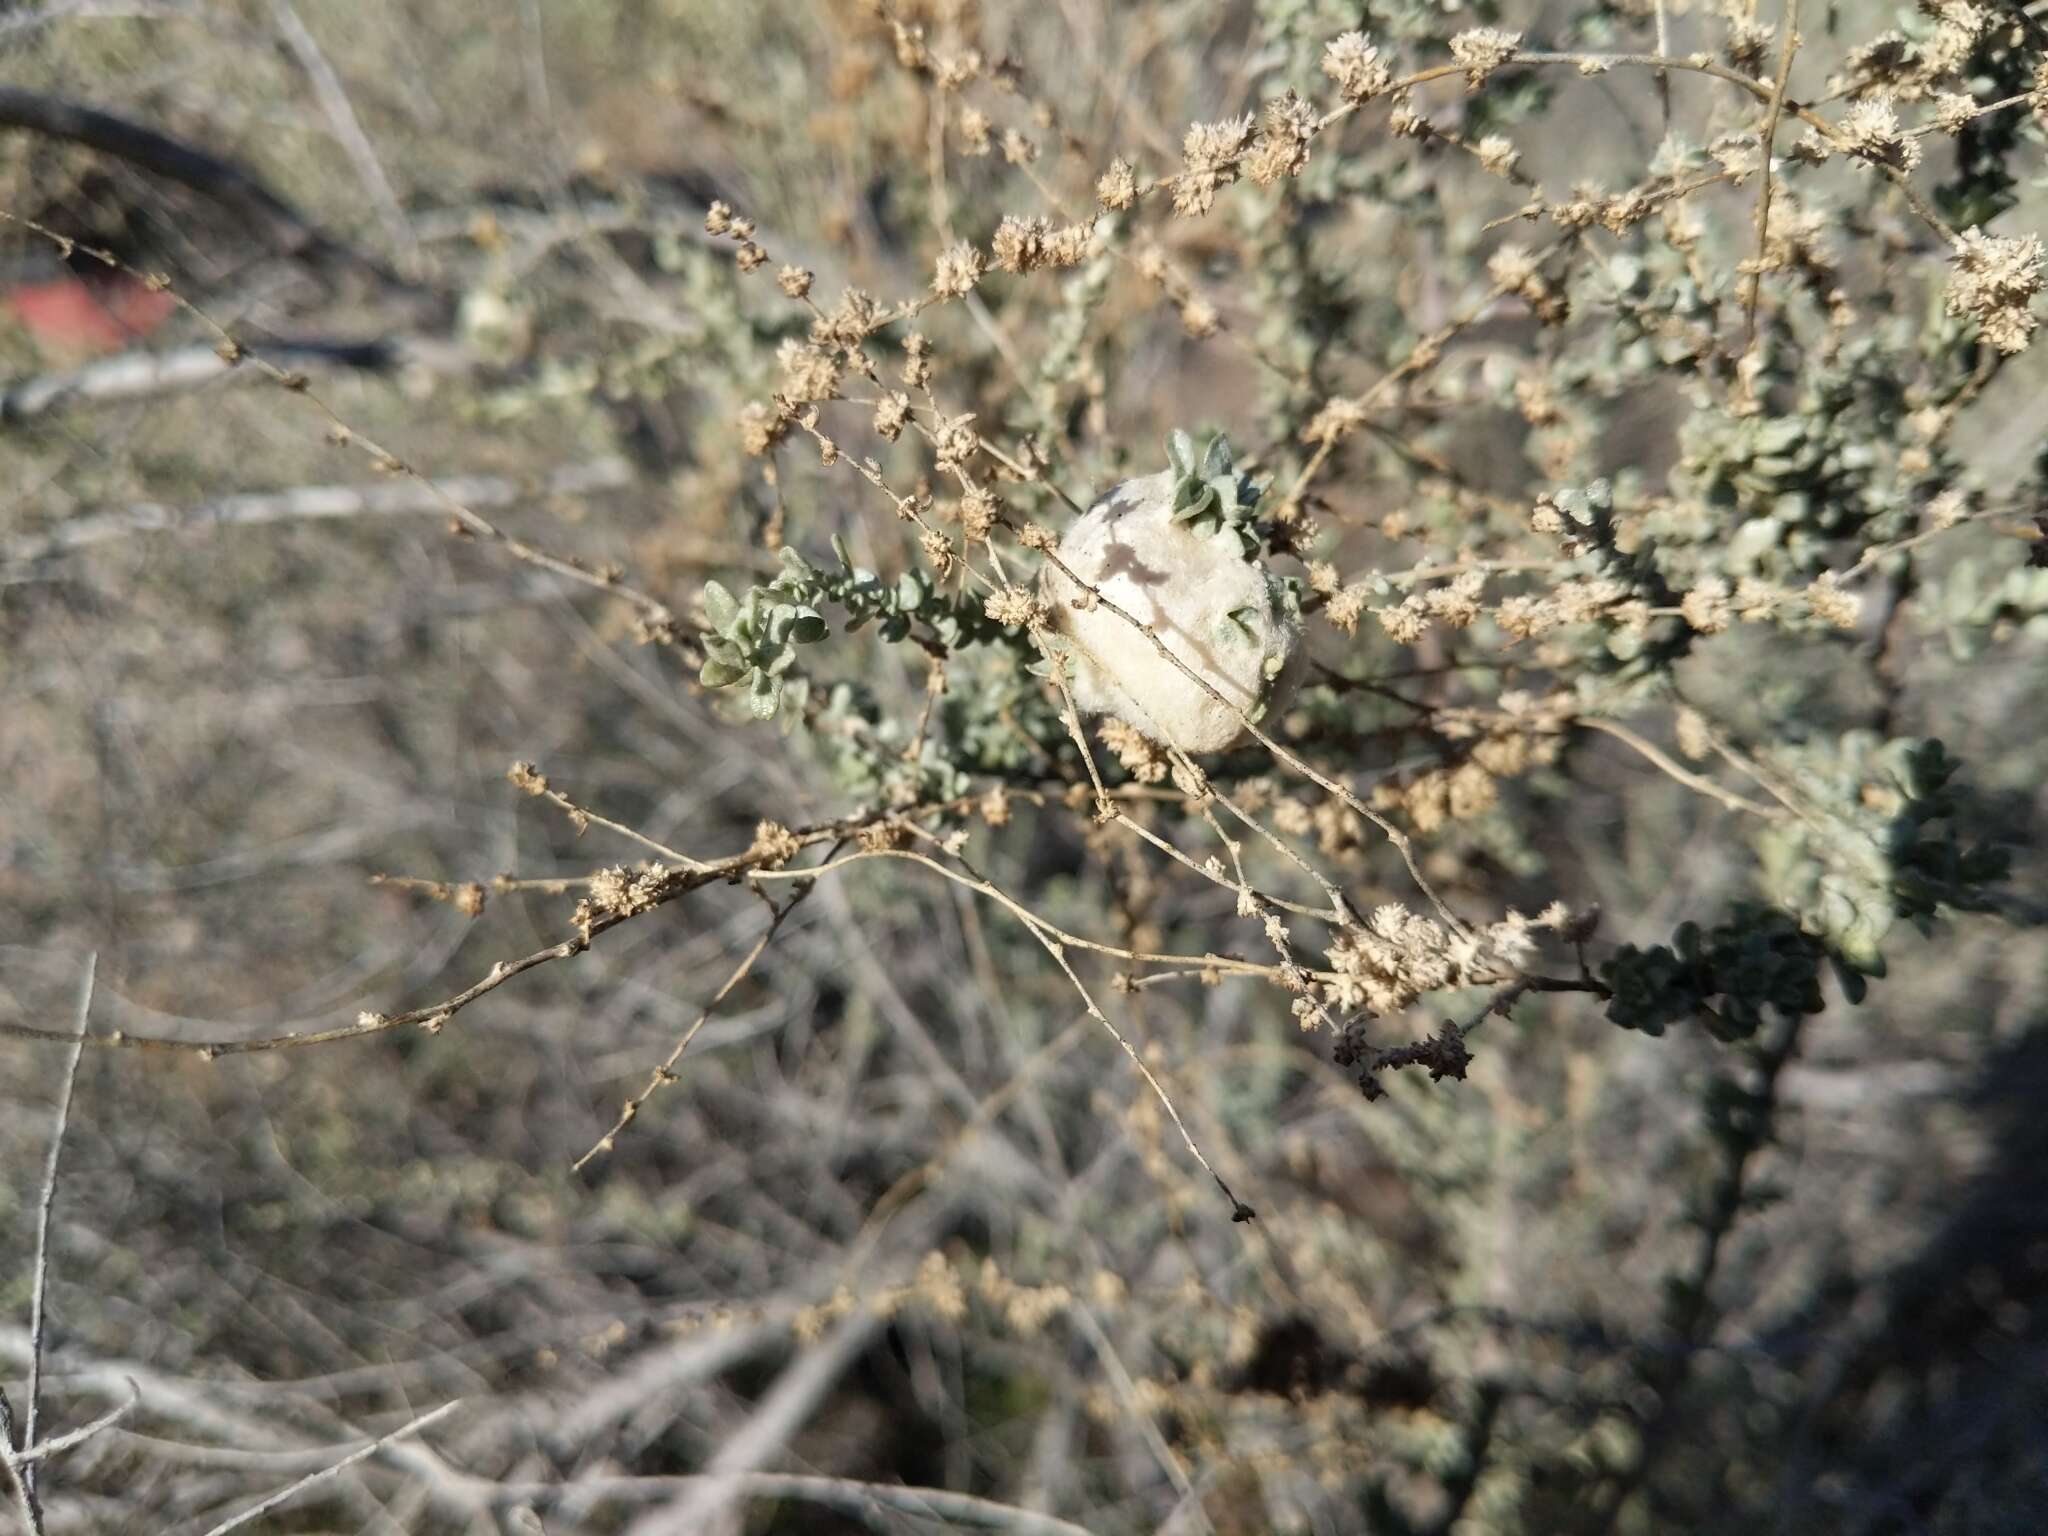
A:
[[0, 86, 393, 282]]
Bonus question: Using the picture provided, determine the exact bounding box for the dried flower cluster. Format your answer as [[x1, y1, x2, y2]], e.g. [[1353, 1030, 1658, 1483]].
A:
[[1449, 27, 1523, 88], [1945, 229, 2045, 355], [1322, 31, 1392, 103]]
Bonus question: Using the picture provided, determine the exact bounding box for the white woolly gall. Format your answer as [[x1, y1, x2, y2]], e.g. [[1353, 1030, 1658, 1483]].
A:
[[1041, 470, 1302, 755]]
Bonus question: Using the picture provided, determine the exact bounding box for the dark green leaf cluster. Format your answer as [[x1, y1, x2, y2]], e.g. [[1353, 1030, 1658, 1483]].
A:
[[1601, 905, 1827, 1040], [1883, 739, 2013, 918], [1643, 277, 1992, 589], [1545, 479, 1611, 531]]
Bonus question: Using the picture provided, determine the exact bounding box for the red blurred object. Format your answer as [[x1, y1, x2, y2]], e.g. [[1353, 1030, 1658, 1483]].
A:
[[5, 271, 176, 357]]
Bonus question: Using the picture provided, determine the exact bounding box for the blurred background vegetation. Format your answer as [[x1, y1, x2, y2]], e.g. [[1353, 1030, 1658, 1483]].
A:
[[1, 0, 2044, 1532]]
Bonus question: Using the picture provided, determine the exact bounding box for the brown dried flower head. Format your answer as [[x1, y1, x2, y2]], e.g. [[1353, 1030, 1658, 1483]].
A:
[[931, 240, 986, 299], [1449, 28, 1522, 88], [1945, 229, 2044, 355], [1321, 31, 1392, 103]]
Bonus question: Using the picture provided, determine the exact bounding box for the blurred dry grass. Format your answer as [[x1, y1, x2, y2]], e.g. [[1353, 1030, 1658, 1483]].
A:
[[2, 2, 2046, 1533]]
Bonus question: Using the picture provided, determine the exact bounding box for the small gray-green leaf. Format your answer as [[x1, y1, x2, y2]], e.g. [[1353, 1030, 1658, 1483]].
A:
[[702, 580, 739, 633]]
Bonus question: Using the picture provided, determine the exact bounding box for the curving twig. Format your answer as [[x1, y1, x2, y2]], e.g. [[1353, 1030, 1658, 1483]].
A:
[[1578, 716, 1784, 822], [197, 1399, 462, 1536], [1, 209, 685, 650], [10, 1379, 137, 1468], [21, 955, 95, 1518], [573, 884, 812, 1169], [1745, 0, 1803, 346], [267, 0, 416, 265]]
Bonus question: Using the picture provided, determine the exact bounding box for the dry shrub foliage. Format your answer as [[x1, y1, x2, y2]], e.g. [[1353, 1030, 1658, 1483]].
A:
[[3, 0, 2048, 1532]]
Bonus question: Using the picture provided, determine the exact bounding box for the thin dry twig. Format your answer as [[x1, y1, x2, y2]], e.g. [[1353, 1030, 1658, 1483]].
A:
[[268, 0, 417, 266], [0, 336, 440, 423], [10, 1380, 138, 1468], [1745, 0, 1803, 346], [1578, 717, 1784, 821], [0, 1392, 38, 1536], [0, 802, 966, 1057], [506, 761, 705, 871], [196, 1399, 461, 1536], [0, 209, 693, 651], [755, 844, 1261, 1221], [22, 954, 95, 1515], [573, 883, 813, 1169]]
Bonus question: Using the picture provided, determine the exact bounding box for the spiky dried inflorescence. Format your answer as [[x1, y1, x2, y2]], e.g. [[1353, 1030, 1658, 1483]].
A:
[[1945, 229, 2044, 354], [776, 338, 841, 404], [1830, 32, 1923, 98], [1474, 134, 1521, 178], [958, 104, 992, 154], [990, 215, 1095, 273], [930, 240, 985, 298], [1725, 20, 1775, 74], [738, 400, 786, 456], [1321, 31, 1392, 103], [573, 863, 670, 937], [985, 585, 1044, 628], [1449, 27, 1522, 88], [1099, 719, 1169, 784], [1174, 114, 1255, 216], [749, 820, 803, 868], [1324, 905, 1453, 1013], [1840, 97, 1922, 170], [1933, 91, 1979, 133], [1096, 156, 1140, 211], [1246, 92, 1318, 185], [1323, 903, 1567, 1018], [1805, 572, 1862, 630]]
